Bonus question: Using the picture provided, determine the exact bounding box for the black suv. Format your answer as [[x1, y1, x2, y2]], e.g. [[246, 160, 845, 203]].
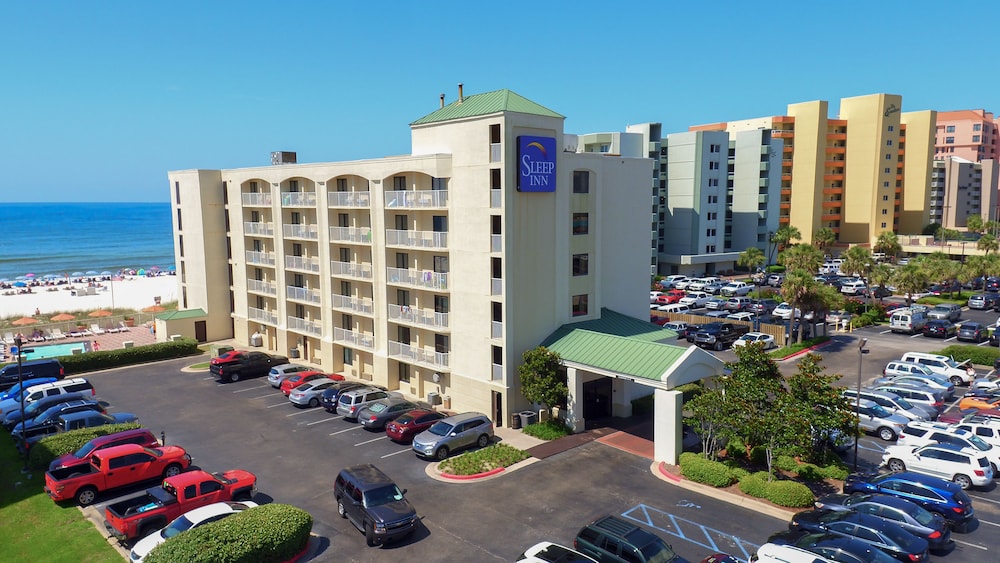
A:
[[693, 323, 750, 351], [0, 359, 64, 392], [574, 515, 677, 563], [334, 464, 418, 546]]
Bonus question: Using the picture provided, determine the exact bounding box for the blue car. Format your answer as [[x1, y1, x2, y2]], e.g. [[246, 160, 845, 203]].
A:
[[814, 493, 951, 553], [843, 471, 974, 530], [788, 508, 929, 562], [767, 531, 898, 563]]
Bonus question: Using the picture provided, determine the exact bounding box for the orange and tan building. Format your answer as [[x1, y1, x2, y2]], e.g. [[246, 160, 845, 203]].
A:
[[934, 109, 999, 163]]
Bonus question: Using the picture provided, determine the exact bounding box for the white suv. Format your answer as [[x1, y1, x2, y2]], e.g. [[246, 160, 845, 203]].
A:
[[881, 442, 993, 489], [898, 352, 976, 386], [952, 417, 1000, 449], [772, 302, 800, 320], [896, 420, 1000, 471]]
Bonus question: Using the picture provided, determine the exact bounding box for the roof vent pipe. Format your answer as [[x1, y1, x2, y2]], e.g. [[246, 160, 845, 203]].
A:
[[458, 83, 464, 103], [439, 93, 445, 109]]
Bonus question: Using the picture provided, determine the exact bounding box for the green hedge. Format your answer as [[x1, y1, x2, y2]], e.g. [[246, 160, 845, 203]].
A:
[[145, 503, 312, 563], [933, 345, 1000, 368], [773, 454, 848, 482], [678, 452, 735, 487], [738, 471, 769, 497], [28, 422, 143, 470], [737, 471, 814, 507], [57, 339, 202, 374]]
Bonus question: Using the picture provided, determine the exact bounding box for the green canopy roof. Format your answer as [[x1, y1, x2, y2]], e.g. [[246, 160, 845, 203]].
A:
[[156, 308, 206, 320], [411, 89, 563, 126]]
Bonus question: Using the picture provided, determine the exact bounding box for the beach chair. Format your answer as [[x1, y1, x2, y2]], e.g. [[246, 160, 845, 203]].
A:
[[105, 323, 119, 334], [50, 328, 68, 340], [2, 332, 13, 345], [90, 324, 105, 335], [117, 321, 130, 332]]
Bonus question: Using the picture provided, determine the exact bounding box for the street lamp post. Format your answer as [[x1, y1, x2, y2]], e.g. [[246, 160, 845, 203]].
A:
[[854, 337, 869, 472], [13, 335, 34, 473]]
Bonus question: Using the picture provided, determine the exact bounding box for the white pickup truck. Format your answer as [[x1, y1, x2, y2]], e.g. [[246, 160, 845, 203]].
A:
[[720, 281, 752, 296]]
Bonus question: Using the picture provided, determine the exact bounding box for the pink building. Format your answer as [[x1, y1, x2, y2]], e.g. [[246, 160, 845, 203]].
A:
[[934, 109, 999, 162]]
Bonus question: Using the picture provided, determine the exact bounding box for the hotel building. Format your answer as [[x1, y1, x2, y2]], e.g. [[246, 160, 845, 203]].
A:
[[929, 157, 999, 229], [933, 110, 999, 163]]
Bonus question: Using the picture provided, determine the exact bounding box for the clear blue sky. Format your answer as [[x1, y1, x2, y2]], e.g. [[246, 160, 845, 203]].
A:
[[1, 1, 984, 203]]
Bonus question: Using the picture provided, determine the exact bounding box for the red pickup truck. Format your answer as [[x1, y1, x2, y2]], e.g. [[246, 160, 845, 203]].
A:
[[44, 443, 192, 506], [103, 469, 257, 542]]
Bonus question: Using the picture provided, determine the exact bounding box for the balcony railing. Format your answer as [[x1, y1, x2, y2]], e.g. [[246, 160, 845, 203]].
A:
[[333, 327, 374, 350], [248, 307, 278, 325], [287, 316, 322, 336], [492, 363, 503, 381], [242, 193, 272, 207], [387, 304, 449, 329], [287, 285, 321, 304], [282, 224, 319, 240], [280, 192, 316, 207], [330, 260, 373, 279], [491, 188, 502, 208], [285, 255, 320, 272], [328, 192, 371, 208], [386, 267, 448, 290], [385, 229, 448, 249], [329, 226, 373, 244], [246, 279, 277, 296], [491, 278, 502, 296], [384, 190, 448, 208], [244, 222, 274, 236], [490, 234, 502, 252], [388, 340, 449, 368], [245, 250, 276, 266], [491, 321, 503, 339], [331, 294, 375, 315]]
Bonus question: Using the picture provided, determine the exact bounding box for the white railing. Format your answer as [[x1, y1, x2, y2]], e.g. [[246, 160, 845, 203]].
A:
[[388, 340, 449, 368], [491, 278, 502, 296], [490, 143, 501, 162], [385, 229, 448, 249], [328, 192, 371, 208], [285, 255, 320, 272], [385, 267, 448, 290], [242, 193, 272, 206], [384, 190, 448, 208], [330, 261, 373, 279], [282, 224, 319, 239], [246, 279, 277, 296], [490, 234, 502, 252], [287, 286, 321, 304], [244, 222, 274, 236], [248, 307, 278, 325], [333, 327, 374, 350], [491, 321, 503, 339], [329, 226, 373, 244], [280, 192, 316, 206], [245, 250, 276, 266], [387, 304, 448, 329], [491, 189, 502, 208], [331, 294, 375, 315], [287, 316, 322, 336], [492, 363, 503, 381]]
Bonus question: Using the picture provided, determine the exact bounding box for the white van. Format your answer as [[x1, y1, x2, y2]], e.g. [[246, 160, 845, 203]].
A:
[[751, 543, 832, 562], [657, 303, 691, 314], [889, 308, 928, 334], [899, 352, 976, 386]]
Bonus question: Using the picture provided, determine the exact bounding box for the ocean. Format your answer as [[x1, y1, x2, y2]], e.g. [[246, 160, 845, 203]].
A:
[[0, 202, 175, 280]]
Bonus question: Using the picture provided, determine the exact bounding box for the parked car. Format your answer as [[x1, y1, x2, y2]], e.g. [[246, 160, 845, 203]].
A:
[[957, 392, 1000, 411], [321, 382, 387, 413], [655, 289, 686, 305], [872, 375, 954, 401], [720, 281, 752, 297], [842, 388, 935, 422], [896, 420, 1000, 471], [660, 321, 688, 335], [871, 286, 893, 299], [724, 297, 752, 312], [882, 361, 940, 381], [766, 273, 785, 287], [749, 299, 779, 316], [128, 501, 259, 563], [840, 280, 868, 296], [337, 387, 394, 421], [772, 302, 800, 320], [517, 541, 598, 563], [266, 364, 313, 388], [281, 371, 343, 396], [679, 292, 712, 307], [210, 351, 289, 383], [971, 374, 1000, 393], [704, 298, 727, 311], [732, 332, 776, 350], [849, 399, 908, 441], [703, 281, 728, 295], [922, 319, 957, 339], [787, 509, 929, 563], [761, 532, 897, 563], [957, 322, 988, 343], [898, 353, 976, 386], [334, 464, 418, 546], [681, 324, 705, 343], [9, 398, 107, 441], [872, 383, 945, 416], [967, 293, 999, 310], [649, 291, 664, 304], [574, 515, 678, 563], [0, 377, 57, 402], [694, 323, 750, 351], [288, 378, 341, 408], [357, 397, 427, 431], [48, 428, 160, 472], [18, 411, 140, 454], [813, 493, 951, 553], [927, 303, 961, 322], [412, 412, 494, 460], [385, 409, 447, 443], [0, 359, 64, 392], [842, 471, 975, 530], [3, 391, 96, 430], [882, 443, 993, 489], [725, 312, 756, 323]]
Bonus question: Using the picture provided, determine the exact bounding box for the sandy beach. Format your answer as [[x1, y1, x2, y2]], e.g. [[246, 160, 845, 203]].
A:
[[0, 275, 179, 318]]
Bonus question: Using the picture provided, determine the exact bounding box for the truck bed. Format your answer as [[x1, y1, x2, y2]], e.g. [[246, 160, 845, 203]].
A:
[[106, 486, 176, 519], [47, 463, 97, 482]]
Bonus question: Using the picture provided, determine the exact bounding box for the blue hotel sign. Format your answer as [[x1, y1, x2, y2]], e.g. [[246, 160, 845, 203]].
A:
[[517, 136, 557, 192]]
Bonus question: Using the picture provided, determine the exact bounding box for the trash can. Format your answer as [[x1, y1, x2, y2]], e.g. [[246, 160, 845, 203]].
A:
[[520, 411, 537, 427], [215, 345, 234, 357], [289, 348, 300, 359], [511, 413, 521, 430]]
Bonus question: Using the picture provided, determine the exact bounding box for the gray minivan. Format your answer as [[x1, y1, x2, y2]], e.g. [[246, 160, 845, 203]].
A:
[[873, 383, 944, 416]]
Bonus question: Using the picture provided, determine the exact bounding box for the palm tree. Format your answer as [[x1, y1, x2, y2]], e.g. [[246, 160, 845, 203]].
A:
[[781, 270, 817, 344], [841, 246, 875, 307], [873, 231, 902, 262], [814, 228, 836, 258], [978, 233, 999, 256], [891, 264, 929, 306], [779, 244, 823, 275], [772, 225, 802, 253], [738, 247, 766, 296], [869, 263, 894, 302], [920, 253, 960, 298], [966, 214, 985, 234]]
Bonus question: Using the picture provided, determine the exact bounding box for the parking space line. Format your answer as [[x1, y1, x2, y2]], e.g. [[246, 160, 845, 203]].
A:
[[910, 333, 922, 338], [381, 449, 411, 459], [621, 504, 759, 562], [953, 539, 988, 551], [979, 518, 1000, 527], [249, 393, 276, 400], [201, 376, 214, 380], [355, 436, 388, 446], [857, 442, 886, 454], [879, 329, 891, 334], [330, 426, 364, 436], [285, 409, 316, 417], [307, 416, 340, 426], [232, 385, 269, 393], [969, 494, 1000, 506], [266, 402, 290, 409]]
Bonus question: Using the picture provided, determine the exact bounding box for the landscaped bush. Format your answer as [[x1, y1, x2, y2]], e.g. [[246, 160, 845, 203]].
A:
[[769, 336, 830, 359], [678, 452, 735, 487], [773, 455, 799, 473], [28, 422, 143, 470], [916, 294, 970, 307], [437, 443, 529, 476], [738, 471, 769, 497], [144, 503, 312, 563], [766, 265, 786, 273], [521, 419, 572, 441], [817, 463, 849, 481], [933, 345, 1000, 368], [57, 338, 201, 374], [764, 480, 815, 507], [749, 446, 767, 467], [676, 383, 703, 402]]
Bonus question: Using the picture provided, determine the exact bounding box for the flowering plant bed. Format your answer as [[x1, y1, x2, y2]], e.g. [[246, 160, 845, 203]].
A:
[[438, 443, 529, 476]]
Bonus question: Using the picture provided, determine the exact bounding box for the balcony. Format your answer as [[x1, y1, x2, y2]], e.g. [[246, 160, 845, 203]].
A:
[[490, 143, 501, 163], [491, 234, 502, 252], [388, 304, 449, 330], [758, 178, 768, 188], [386, 267, 448, 291], [384, 190, 448, 208], [244, 222, 274, 236], [287, 285, 321, 304], [491, 189, 502, 208], [759, 162, 769, 171], [772, 131, 794, 139], [491, 321, 503, 339], [385, 229, 448, 249], [280, 192, 316, 207], [329, 226, 373, 244], [328, 192, 371, 208], [285, 255, 320, 273], [287, 315, 322, 336], [387, 340, 449, 369], [492, 363, 503, 381], [248, 307, 278, 325], [242, 193, 272, 207], [491, 277, 502, 296], [334, 327, 374, 351], [246, 279, 277, 296], [758, 194, 768, 204], [331, 294, 374, 315], [330, 260, 373, 280], [282, 224, 319, 240], [826, 132, 847, 140], [245, 250, 276, 266]]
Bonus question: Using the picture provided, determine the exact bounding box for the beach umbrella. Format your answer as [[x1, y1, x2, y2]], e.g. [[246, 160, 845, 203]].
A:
[[167, 265, 176, 271], [88, 310, 113, 317], [70, 271, 84, 277], [150, 266, 161, 271], [13, 281, 27, 287], [100, 271, 112, 275], [43, 274, 59, 280], [24, 273, 35, 278], [137, 269, 146, 276], [142, 305, 166, 313], [50, 313, 76, 321], [85, 270, 99, 275], [15, 276, 26, 280], [12, 316, 38, 326]]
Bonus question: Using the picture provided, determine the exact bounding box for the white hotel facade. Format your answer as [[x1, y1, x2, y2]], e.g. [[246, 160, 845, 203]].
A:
[[167, 88, 654, 427]]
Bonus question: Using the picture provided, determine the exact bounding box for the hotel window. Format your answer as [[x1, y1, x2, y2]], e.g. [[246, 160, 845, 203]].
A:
[[886, 140, 893, 146], [393, 176, 406, 190], [883, 195, 889, 201], [288, 180, 299, 192], [343, 348, 353, 365], [973, 135, 981, 142], [709, 144, 721, 153], [572, 294, 589, 317], [881, 222, 887, 228], [946, 137, 955, 144], [178, 235, 184, 257], [885, 154, 892, 160], [883, 182, 890, 187], [435, 334, 449, 354], [431, 177, 448, 190], [706, 228, 716, 237], [706, 245, 716, 253], [884, 167, 891, 174], [336, 178, 347, 191], [946, 125, 955, 133], [174, 181, 180, 204], [707, 195, 718, 204], [882, 209, 888, 215], [709, 161, 719, 170], [888, 125, 894, 132], [398, 363, 410, 384], [572, 213, 589, 235], [573, 171, 590, 193], [707, 212, 717, 220], [176, 209, 182, 231], [974, 124, 982, 131], [572, 254, 589, 276]]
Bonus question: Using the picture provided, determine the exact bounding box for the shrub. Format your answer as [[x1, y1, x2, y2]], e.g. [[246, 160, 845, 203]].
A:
[[818, 463, 849, 481], [676, 382, 703, 402], [521, 419, 572, 441], [749, 446, 767, 467], [679, 453, 735, 487], [631, 394, 654, 416], [28, 422, 143, 470], [766, 265, 786, 273], [145, 503, 312, 563], [765, 480, 815, 507], [725, 437, 747, 460], [57, 338, 202, 374], [738, 471, 770, 498], [437, 443, 529, 475], [773, 455, 798, 473], [933, 345, 1000, 368]]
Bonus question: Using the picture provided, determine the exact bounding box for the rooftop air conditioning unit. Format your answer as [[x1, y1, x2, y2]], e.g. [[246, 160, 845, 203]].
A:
[[563, 134, 579, 153]]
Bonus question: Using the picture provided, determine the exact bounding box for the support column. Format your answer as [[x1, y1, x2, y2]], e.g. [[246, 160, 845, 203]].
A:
[[564, 367, 585, 433], [653, 388, 683, 464]]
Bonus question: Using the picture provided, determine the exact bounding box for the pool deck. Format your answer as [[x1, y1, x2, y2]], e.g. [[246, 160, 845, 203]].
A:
[[4, 323, 157, 361]]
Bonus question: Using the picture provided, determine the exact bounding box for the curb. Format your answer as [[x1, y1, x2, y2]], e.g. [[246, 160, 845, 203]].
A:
[[424, 456, 540, 483], [776, 338, 835, 362], [650, 461, 796, 522]]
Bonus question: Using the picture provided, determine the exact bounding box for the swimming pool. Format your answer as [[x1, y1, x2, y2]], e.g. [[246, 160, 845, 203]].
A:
[[22, 341, 91, 361]]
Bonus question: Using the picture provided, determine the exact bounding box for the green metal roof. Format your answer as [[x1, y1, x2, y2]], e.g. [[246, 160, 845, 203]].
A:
[[410, 89, 564, 125], [156, 308, 207, 320]]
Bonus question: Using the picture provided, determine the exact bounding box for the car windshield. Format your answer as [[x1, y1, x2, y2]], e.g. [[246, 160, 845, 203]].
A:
[[368, 402, 387, 413], [163, 514, 196, 538], [968, 435, 991, 451], [871, 404, 893, 418], [894, 397, 915, 409], [427, 421, 454, 436], [638, 538, 675, 563], [74, 441, 98, 458], [910, 504, 935, 526], [944, 358, 961, 368], [363, 484, 404, 508]]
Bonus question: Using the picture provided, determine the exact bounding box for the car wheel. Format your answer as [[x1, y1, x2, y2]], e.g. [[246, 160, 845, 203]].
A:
[[434, 446, 450, 461], [887, 458, 906, 472], [76, 486, 98, 506], [365, 520, 377, 547], [138, 523, 157, 539], [229, 372, 241, 383], [308, 398, 319, 408], [163, 463, 182, 479], [477, 434, 490, 448], [337, 497, 347, 518], [878, 427, 897, 441], [953, 474, 972, 490], [714, 341, 723, 351], [950, 376, 964, 386]]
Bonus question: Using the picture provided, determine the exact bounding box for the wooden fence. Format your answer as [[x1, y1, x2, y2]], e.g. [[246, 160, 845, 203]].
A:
[[651, 310, 808, 343]]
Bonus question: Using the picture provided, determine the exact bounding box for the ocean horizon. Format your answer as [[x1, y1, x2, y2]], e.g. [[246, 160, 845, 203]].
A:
[[0, 202, 175, 280]]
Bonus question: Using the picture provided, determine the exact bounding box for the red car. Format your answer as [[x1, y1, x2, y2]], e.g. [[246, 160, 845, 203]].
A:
[[385, 409, 447, 442], [655, 289, 685, 305], [280, 371, 343, 396], [938, 408, 1000, 424]]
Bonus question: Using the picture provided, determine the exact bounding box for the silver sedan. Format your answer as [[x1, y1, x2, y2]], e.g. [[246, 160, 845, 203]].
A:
[[288, 378, 340, 408], [357, 397, 428, 430]]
